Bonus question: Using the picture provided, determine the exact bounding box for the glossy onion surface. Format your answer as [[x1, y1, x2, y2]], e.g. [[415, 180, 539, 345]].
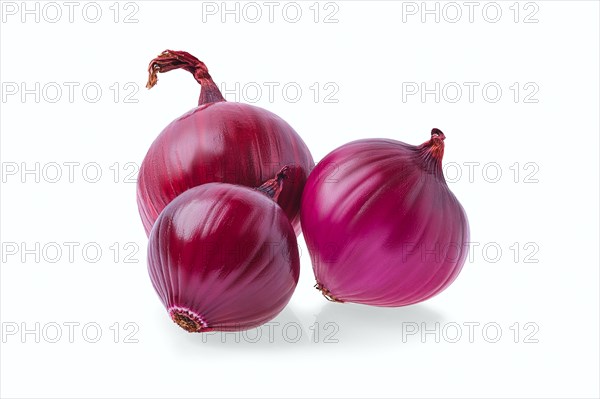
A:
[[301, 129, 469, 307], [137, 50, 314, 236], [147, 183, 300, 332]]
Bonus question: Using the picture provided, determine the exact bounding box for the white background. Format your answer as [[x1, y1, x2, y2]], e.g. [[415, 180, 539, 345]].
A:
[[1, 1, 599, 398]]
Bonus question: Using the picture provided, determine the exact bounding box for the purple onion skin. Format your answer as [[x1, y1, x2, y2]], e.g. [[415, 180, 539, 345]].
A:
[[301, 129, 469, 307], [148, 183, 300, 332], [138, 50, 314, 237], [137, 103, 313, 237]]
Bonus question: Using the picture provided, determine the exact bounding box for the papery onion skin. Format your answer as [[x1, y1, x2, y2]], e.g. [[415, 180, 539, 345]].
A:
[[147, 175, 300, 333], [301, 129, 469, 307], [137, 50, 314, 236]]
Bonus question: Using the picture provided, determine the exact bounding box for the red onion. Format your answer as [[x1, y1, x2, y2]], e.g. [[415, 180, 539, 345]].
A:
[[148, 168, 300, 332], [137, 50, 314, 236], [301, 129, 469, 307]]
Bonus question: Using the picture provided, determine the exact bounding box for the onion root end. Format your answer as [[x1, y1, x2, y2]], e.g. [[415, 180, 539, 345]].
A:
[[315, 282, 343, 303], [169, 307, 208, 333]]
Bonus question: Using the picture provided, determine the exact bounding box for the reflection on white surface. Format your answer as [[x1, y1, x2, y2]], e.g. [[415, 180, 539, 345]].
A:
[[315, 301, 445, 347], [159, 300, 446, 351]]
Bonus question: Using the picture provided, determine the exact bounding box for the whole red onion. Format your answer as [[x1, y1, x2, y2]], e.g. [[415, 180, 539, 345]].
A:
[[301, 129, 469, 307], [137, 50, 314, 236], [148, 168, 299, 332]]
